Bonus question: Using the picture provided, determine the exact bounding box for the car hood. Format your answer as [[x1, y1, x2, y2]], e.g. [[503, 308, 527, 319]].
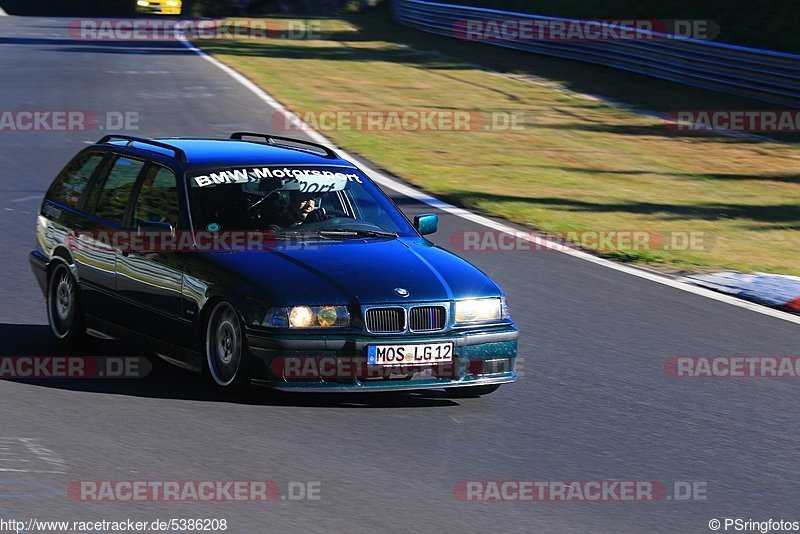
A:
[[199, 237, 502, 305]]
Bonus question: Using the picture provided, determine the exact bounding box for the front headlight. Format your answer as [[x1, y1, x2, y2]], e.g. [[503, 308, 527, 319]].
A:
[[454, 297, 507, 324], [263, 305, 350, 328], [166, 0, 180, 5], [136, 0, 150, 6], [289, 306, 314, 328]]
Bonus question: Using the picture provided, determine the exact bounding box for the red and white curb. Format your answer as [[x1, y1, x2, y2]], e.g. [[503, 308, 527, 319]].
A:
[[681, 272, 800, 314]]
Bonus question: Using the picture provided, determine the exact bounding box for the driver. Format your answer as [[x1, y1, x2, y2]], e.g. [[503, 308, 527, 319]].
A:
[[269, 191, 325, 230], [291, 192, 319, 223]]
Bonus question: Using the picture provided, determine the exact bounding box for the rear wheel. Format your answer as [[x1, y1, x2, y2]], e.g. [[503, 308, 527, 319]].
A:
[[47, 263, 87, 347], [443, 384, 501, 397], [205, 300, 250, 393]]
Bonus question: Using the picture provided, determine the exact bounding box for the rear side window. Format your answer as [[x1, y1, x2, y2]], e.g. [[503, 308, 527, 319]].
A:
[[86, 157, 146, 226], [132, 166, 180, 231], [46, 153, 104, 209]]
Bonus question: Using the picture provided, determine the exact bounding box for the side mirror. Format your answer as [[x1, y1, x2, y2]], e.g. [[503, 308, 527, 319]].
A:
[[414, 213, 438, 236]]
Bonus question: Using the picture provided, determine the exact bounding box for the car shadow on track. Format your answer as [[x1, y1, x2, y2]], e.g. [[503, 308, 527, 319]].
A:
[[0, 323, 463, 407]]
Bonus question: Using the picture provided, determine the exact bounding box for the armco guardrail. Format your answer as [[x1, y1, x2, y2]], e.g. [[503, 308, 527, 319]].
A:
[[393, 0, 800, 108]]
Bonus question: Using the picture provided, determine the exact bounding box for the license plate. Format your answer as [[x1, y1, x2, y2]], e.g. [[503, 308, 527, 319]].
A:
[[367, 342, 453, 366]]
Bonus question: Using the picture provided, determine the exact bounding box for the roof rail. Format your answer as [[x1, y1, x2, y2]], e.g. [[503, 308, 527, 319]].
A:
[[230, 132, 338, 159], [98, 134, 187, 163]]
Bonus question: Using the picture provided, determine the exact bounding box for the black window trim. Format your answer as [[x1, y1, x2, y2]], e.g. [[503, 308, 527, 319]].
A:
[[125, 161, 184, 231], [82, 152, 150, 229], [76, 152, 114, 213]]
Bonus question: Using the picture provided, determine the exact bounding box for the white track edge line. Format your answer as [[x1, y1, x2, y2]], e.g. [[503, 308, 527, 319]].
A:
[[178, 38, 800, 326]]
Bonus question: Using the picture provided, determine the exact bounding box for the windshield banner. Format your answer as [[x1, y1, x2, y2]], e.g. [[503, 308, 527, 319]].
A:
[[192, 166, 362, 193]]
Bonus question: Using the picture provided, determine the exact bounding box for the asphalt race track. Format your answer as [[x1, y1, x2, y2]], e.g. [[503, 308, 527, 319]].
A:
[[1, 16, 799, 533]]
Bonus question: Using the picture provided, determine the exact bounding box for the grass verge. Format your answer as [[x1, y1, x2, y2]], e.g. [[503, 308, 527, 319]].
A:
[[195, 13, 800, 275]]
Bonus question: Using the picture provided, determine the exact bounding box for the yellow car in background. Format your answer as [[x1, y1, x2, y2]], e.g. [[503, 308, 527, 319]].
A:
[[135, 0, 182, 16]]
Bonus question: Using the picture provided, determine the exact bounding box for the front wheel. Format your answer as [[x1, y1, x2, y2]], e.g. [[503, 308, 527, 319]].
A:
[[443, 384, 501, 398], [47, 263, 87, 347], [204, 300, 250, 393]]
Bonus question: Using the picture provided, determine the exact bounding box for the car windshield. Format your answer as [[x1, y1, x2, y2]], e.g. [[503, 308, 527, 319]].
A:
[[187, 165, 416, 237]]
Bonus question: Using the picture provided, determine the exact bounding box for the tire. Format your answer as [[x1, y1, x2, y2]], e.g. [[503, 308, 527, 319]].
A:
[[443, 384, 501, 398], [204, 300, 250, 393], [46, 263, 87, 347]]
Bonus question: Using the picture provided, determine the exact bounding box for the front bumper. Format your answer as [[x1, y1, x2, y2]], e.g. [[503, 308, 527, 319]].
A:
[[246, 325, 518, 392]]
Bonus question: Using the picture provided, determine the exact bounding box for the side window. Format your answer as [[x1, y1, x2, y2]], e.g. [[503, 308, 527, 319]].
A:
[[132, 166, 180, 231], [87, 157, 146, 226], [46, 153, 105, 209]]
